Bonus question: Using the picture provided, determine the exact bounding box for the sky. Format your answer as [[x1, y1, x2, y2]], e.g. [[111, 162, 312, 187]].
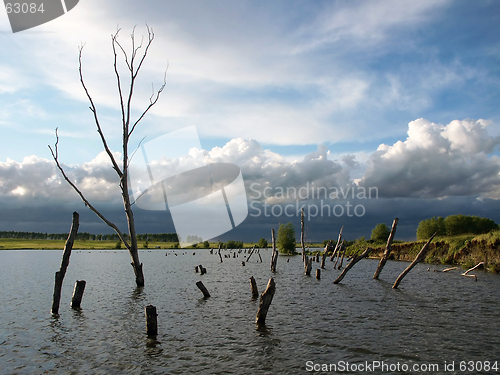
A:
[[1, 0, 500, 243]]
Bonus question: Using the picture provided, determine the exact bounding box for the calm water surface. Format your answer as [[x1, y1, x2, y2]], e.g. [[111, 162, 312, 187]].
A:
[[0, 249, 499, 374]]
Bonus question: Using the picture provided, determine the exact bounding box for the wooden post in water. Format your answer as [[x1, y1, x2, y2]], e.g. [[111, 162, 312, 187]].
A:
[[392, 232, 437, 289], [320, 240, 331, 269], [333, 247, 373, 284], [51, 211, 79, 315], [218, 245, 223, 263], [373, 218, 399, 279], [196, 281, 211, 298], [304, 256, 312, 276], [145, 305, 158, 336], [300, 209, 305, 262], [316, 269, 321, 280], [330, 226, 343, 261], [250, 276, 259, 299], [71, 280, 86, 309], [255, 277, 276, 325], [270, 228, 278, 272], [337, 242, 346, 270], [333, 239, 344, 269]]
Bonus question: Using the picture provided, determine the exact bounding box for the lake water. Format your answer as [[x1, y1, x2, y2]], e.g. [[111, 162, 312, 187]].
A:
[[0, 249, 499, 374]]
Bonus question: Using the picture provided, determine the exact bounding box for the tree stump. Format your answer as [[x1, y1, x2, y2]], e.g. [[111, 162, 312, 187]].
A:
[[196, 281, 211, 298], [316, 269, 321, 280], [145, 305, 158, 336], [51, 212, 79, 315], [255, 277, 275, 325], [250, 276, 259, 299], [71, 280, 86, 309]]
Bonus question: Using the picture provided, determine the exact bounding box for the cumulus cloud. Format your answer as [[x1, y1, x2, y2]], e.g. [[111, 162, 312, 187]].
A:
[[358, 118, 500, 198], [0, 152, 122, 205]]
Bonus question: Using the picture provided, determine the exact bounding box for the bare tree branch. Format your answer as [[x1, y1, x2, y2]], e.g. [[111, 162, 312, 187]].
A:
[[79, 45, 123, 178], [48, 129, 131, 250]]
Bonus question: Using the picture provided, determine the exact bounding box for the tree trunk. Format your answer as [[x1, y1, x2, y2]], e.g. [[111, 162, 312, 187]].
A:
[[373, 218, 398, 279], [392, 232, 437, 289], [71, 280, 86, 309], [255, 277, 276, 325], [51, 212, 79, 314], [333, 247, 373, 284], [270, 228, 278, 272], [320, 240, 331, 269], [301, 208, 305, 262]]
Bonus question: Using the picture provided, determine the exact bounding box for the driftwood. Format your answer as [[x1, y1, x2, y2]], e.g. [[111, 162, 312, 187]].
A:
[[255, 277, 275, 325], [71, 280, 86, 309], [196, 281, 211, 298], [442, 267, 458, 272], [462, 262, 484, 275], [461, 262, 483, 280], [145, 305, 158, 336], [333, 247, 373, 284], [270, 228, 278, 272], [250, 276, 259, 299], [51, 212, 80, 314], [373, 218, 399, 279], [392, 232, 437, 289]]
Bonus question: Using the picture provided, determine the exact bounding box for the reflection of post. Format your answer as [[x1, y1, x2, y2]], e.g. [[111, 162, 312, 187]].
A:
[[373, 218, 399, 279], [392, 232, 437, 289], [52, 211, 79, 314], [255, 277, 275, 325]]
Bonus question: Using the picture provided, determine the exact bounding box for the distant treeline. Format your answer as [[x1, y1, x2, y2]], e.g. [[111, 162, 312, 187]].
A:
[[0, 231, 179, 242], [417, 214, 499, 240]]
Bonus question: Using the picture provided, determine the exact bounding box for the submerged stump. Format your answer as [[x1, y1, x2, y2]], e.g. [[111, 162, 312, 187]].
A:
[[71, 280, 86, 309], [145, 305, 158, 336], [255, 277, 276, 325]]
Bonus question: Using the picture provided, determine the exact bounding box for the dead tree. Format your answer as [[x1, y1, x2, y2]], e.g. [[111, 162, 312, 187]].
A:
[[320, 240, 332, 269], [333, 247, 373, 284], [255, 277, 276, 325], [51, 211, 79, 314], [301, 208, 306, 261], [48, 26, 166, 287], [373, 218, 399, 279], [270, 228, 278, 272], [333, 239, 344, 269], [330, 226, 343, 261], [392, 232, 437, 289]]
